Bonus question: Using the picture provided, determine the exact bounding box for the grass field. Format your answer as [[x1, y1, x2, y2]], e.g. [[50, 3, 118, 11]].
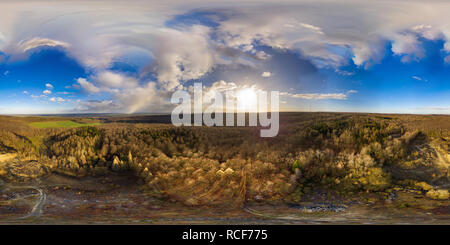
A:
[[29, 120, 102, 128]]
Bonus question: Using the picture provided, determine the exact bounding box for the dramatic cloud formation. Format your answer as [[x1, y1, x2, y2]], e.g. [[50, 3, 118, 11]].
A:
[[19, 38, 69, 52], [150, 25, 215, 90], [74, 72, 171, 113], [0, 1, 449, 114]]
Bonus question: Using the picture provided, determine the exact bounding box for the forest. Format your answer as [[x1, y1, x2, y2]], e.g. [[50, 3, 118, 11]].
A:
[[0, 112, 448, 210]]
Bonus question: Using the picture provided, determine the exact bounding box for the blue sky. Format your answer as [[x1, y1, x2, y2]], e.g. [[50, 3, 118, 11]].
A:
[[0, 1, 449, 114]]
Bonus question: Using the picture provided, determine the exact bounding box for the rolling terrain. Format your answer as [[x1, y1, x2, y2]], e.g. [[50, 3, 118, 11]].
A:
[[0, 112, 449, 224]]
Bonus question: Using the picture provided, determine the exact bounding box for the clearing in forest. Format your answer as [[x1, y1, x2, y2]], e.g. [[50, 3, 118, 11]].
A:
[[28, 120, 101, 128]]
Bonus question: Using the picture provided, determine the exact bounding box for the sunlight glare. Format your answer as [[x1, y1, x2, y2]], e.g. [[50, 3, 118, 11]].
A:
[[237, 87, 258, 112]]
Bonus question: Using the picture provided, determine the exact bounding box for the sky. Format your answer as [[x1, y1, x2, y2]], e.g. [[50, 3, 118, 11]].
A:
[[0, 0, 449, 114]]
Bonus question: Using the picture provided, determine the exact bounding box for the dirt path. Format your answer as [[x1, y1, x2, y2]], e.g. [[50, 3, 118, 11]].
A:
[[24, 187, 46, 218], [10, 186, 47, 219]]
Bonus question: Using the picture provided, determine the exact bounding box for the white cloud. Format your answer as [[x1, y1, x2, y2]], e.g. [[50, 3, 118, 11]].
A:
[[1, 0, 450, 72], [49, 97, 65, 102], [114, 82, 170, 113], [42, 90, 52, 95], [45, 83, 53, 89], [2, 1, 450, 113], [291, 93, 348, 100], [282, 90, 357, 100], [19, 38, 69, 52], [77, 78, 100, 93], [337, 70, 355, 76], [414, 106, 450, 114], [391, 33, 425, 63], [0, 31, 5, 44], [261, 71, 272, 77], [211, 2, 450, 68], [75, 72, 172, 113], [75, 81, 171, 114], [150, 25, 215, 90], [412, 76, 427, 82], [76, 100, 119, 112], [298, 23, 325, 35], [412, 24, 443, 40], [95, 71, 138, 89], [57, 91, 72, 95]]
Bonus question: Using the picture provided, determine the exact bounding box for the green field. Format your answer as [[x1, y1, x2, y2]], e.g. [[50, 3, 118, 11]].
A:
[[29, 120, 102, 128]]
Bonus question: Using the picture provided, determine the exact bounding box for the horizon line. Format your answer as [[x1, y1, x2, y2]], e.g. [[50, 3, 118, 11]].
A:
[[1, 111, 449, 117]]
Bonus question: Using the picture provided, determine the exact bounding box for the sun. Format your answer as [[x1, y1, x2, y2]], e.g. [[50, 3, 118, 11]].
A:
[[236, 87, 258, 112]]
